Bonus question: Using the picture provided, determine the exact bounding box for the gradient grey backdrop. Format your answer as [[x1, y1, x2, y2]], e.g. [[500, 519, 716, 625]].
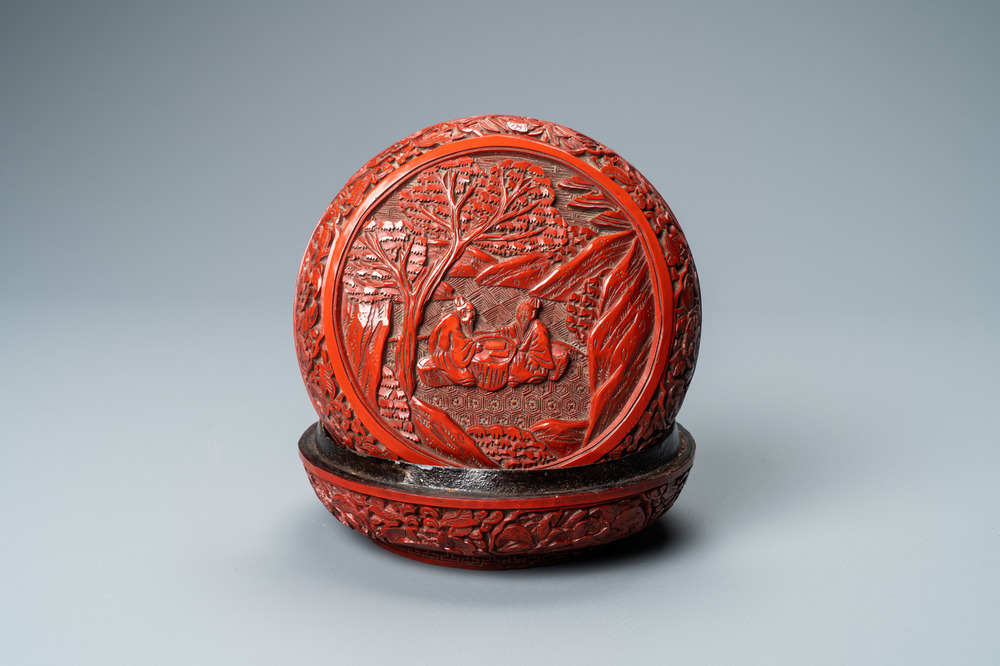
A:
[[2, 1, 997, 663]]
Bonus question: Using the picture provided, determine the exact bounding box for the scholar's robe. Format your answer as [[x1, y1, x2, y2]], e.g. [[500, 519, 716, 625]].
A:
[[418, 313, 477, 387]]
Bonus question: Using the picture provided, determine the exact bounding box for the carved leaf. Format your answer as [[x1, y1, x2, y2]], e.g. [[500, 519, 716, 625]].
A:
[[457, 116, 506, 135], [529, 419, 589, 459], [438, 535, 478, 555], [413, 125, 454, 148], [409, 397, 498, 467], [343, 172, 375, 208], [537, 513, 556, 539], [495, 524, 536, 552], [571, 513, 607, 542], [529, 230, 633, 301], [611, 505, 647, 535], [298, 301, 319, 334], [444, 511, 481, 529], [600, 161, 637, 189]]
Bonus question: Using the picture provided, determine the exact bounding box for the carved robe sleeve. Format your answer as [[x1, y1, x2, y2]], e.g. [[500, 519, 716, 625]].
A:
[[521, 321, 555, 370], [448, 327, 477, 369]]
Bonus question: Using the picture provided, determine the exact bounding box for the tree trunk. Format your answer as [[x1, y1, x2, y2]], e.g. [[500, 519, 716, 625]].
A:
[[395, 311, 419, 396], [394, 241, 461, 397]]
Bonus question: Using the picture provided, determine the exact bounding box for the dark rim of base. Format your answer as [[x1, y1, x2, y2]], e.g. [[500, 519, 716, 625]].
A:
[[300, 422, 690, 500]]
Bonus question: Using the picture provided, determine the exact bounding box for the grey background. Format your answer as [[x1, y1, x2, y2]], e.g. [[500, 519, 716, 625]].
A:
[[2, 1, 997, 663]]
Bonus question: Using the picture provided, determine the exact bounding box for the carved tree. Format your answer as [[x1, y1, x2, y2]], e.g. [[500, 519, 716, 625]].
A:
[[348, 157, 568, 397]]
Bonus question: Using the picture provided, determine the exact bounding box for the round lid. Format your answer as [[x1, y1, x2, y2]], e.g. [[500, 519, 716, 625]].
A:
[[294, 116, 700, 469]]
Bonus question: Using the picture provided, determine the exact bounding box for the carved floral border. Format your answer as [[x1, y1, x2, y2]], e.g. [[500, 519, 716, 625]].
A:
[[306, 468, 690, 562]]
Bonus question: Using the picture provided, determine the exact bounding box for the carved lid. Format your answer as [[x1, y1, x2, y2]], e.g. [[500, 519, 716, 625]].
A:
[[295, 116, 700, 469]]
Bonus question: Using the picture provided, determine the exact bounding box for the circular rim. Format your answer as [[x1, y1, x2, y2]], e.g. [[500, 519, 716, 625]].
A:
[[300, 421, 693, 510]]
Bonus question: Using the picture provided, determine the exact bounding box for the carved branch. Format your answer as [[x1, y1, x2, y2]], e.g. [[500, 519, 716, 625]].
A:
[[454, 177, 477, 221], [495, 196, 544, 226], [359, 233, 411, 295], [415, 203, 451, 235]]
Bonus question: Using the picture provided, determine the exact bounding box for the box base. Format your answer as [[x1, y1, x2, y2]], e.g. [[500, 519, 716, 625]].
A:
[[299, 423, 694, 569]]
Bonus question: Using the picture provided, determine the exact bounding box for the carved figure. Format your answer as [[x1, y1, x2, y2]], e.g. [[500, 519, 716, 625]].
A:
[[497, 299, 568, 387], [417, 297, 478, 387], [417, 297, 570, 391]]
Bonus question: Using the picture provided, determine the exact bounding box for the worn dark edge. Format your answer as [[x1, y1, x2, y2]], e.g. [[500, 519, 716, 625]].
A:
[[299, 421, 690, 500]]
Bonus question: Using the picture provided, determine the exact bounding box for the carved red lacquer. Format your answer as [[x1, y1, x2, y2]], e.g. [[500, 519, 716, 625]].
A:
[[298, 421, 695, 569], [294, 116, 701, 567], [306, 468, 690, 569]]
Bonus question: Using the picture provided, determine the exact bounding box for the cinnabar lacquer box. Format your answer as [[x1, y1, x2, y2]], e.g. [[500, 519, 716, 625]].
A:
[[294, 115, 700, 568]]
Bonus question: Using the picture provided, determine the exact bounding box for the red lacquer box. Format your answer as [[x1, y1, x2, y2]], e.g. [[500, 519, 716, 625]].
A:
[[294, 116, 700, 568]]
